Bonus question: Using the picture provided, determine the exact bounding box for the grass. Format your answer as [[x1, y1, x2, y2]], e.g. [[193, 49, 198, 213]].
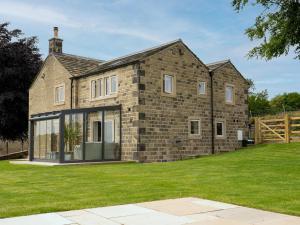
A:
[[0, 143, 299, 218]]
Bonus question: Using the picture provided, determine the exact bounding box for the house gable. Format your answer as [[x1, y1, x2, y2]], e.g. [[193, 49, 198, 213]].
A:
[[29, 55, 72, 116]]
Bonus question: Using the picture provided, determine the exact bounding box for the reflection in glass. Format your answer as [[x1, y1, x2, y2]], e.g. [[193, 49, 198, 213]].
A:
[[86, 111, 103, 160], [64, 113, 83, 161], [33, 118, 60, 161], [104, 110, 120, 160]]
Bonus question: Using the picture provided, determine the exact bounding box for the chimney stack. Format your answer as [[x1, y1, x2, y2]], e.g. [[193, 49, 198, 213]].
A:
[[49, 27, 63, 54]]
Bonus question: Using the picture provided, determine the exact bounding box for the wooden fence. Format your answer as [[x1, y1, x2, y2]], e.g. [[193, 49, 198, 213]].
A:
[[254, 114, 300, 144]]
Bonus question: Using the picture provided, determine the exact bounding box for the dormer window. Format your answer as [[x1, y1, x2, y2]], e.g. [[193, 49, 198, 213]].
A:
[[54, 84, 65, 104]]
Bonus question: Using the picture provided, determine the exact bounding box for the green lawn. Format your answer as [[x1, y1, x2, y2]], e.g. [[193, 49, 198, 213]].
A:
[[0, 143, 299, 218]]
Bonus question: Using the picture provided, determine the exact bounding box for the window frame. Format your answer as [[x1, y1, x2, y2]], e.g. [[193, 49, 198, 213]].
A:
[[90, 75, 118, 101], [225, 83, 235, 105], [161, 72, 176, 96], [188, 117, 201, 139], [54, 83, 65, 105], [215, 119, 226, 139], [198, 81, 207, 95]]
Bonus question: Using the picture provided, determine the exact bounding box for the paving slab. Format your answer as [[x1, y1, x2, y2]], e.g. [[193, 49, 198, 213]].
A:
[[138, 197, 219, 216], [0, 197, 299, 225], [111, 211, 193, 225], [0, 213, 73, 225], [206, 206, 295, 224], [66, 211, 120, 225], [86, 204, 154, 218]]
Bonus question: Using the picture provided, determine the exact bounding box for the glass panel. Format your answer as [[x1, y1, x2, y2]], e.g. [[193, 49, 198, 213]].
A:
[[190, 120, 200, 134], [104, 110, 120, 160], [111, 76, 117, 93], [198, 82, 206, 94], [39, 120, 47, 159], [226, 86, 233, 103], [86, 111, 103, 160], [33, 118, 60, 161], [164, 75, 173, 93], [216, 122, 223, 136], [49, 119, 60, 160], [105, 77, 110, 95], [64, 113, 83, 161], [33, 121, 40, 159]]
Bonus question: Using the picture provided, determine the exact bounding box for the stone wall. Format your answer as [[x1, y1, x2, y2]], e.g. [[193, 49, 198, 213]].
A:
[[29, 55, 72, 116], [212, 63, 249, 152], [137, 43, 213, 162], [75, 65, 139, 161]]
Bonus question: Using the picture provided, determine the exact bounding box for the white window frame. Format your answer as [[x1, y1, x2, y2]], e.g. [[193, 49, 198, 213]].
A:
[[90, 75, 118, 101], [188, 117, 201, 138], [163, 74, 173, 94], [215, 119, 226, 139], [225, 84, 235, 104], [198, 81, 206, 95], [54, 83, 65, 105]]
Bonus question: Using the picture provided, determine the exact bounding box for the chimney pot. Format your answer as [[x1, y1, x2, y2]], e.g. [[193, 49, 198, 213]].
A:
[[54, 27, 58, 38]]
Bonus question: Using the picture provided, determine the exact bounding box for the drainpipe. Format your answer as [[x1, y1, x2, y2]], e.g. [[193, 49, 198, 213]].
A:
[[209, 71, 215, 154], [70, 79, 73, 109]]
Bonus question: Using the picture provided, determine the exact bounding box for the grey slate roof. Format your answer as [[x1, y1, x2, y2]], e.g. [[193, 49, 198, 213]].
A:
[[53, 53, 103, 77], [206, 59, 230, 72], [75, 39, 183, 78]]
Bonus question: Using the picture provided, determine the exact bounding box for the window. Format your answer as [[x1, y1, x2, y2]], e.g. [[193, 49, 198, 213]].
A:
[[111, 75, 117, 93], [91, 75, 117, 100], [163, 74, 174, 94], [91, 79, 103, 99], [198, 81, 206, 95], [93, 121, 102, 142], [215, 120, 225, 138], [190, 120, 200, 135], [105, 77, 110, 96], [225, 84, 234, 104], [54, 84, 64, 104]]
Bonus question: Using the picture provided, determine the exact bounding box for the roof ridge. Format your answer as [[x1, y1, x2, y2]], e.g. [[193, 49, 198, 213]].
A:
[[53, 53, 104, 63], [97, 39, 182, 66], [206, 59, 230, 66]]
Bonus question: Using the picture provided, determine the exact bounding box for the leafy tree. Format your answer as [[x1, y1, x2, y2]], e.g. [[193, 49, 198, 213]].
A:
[[232, 0, 300, 60], [249, 89, 272, 116], [270, 92, 300, 113], [0, 22, 42, 141]]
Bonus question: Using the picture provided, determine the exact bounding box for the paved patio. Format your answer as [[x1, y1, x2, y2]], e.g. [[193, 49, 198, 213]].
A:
[[0, 197, 299, 225]]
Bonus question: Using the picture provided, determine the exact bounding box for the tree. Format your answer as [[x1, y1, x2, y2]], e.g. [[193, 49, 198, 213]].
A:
[[232, 0, 300, 60], [270, 92, 300, 113], [0, 22, 42, 141], [249, 89, 272, 116]]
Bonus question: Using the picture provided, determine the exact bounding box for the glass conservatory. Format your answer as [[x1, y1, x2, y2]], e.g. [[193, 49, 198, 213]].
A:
[[29, 105, 121, 163]]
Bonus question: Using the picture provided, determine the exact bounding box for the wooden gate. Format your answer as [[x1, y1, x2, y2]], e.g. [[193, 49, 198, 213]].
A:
[[255, 114, 300, 144]]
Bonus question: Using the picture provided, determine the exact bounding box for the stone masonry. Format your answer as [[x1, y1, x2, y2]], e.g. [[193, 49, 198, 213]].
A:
[[29, 37, 249, 163]]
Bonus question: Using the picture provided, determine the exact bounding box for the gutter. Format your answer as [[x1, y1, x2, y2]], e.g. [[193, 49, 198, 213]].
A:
[[209, 71, 215, 154]]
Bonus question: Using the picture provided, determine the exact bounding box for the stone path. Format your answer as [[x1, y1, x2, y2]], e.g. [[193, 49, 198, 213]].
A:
[[0, 197, 299, 225]]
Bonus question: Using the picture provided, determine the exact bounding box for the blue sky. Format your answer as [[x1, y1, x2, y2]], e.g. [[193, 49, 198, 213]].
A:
[[0, 0, 299, 98]]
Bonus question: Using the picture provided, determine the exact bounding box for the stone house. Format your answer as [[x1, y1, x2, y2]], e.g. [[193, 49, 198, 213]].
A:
[[29, 27, 249, 163]]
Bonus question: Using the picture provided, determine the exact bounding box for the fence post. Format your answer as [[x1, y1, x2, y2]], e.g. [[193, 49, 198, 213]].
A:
[[255, 117, 260, 144], [284, 114, 290, 143]]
